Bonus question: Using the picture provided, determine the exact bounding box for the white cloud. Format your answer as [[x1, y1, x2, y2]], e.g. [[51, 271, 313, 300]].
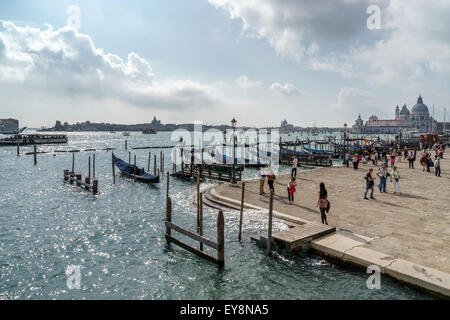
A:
[[269, 82, 302, 96], [0, 21, 219, 117], [235, 75, 262, 89], [210, 0, 450, 84]]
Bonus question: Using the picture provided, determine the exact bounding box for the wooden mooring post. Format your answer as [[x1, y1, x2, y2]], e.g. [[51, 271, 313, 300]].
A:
[[93, 154, 96, 178], [238, 181, 245, 242], [165, 196, 225, 267], [112, 152, 116, 184], [125, 140, 128, 150], [148, 152, 151, 172], [72, 153, 75, 172], [33, 145, 37, 166], [17, 143, 20, 156], [267, 190, 274, 256], [134, 155, 137, 183], [154, 154, 157, 176]]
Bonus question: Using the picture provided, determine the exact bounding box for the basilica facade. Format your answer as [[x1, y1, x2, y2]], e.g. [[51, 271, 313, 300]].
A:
[[352, 95, 436, 134]]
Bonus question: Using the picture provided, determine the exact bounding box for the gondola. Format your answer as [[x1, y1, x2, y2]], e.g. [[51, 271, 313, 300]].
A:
[[213, 152, 268, 168], [303, 147, 332, 155], [113, 155, 160, 183]]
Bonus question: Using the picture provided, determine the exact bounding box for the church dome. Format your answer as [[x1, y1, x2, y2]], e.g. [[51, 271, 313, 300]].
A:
[[400, 104, 410, 115], [411, 95, 429, 114]]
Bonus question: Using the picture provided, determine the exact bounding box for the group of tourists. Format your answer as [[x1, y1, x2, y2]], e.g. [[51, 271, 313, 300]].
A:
[[258, 156, 331, 225], [362, 142, 447, 199]]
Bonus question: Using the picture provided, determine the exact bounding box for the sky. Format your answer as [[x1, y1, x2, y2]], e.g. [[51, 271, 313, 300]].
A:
[[0, 0, 449, 128]]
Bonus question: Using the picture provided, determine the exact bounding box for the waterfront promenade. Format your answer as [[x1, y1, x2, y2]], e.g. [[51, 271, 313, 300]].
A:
[[211, 156, 450, 296]]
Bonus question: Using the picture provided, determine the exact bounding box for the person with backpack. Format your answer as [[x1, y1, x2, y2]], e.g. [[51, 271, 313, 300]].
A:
[[316, 183, 329, 225], [267, 169, 276, 193], [364, 168, 376, 200]]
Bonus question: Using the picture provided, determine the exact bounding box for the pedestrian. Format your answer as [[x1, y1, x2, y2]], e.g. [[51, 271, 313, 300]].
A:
[[291, 157, 298, 178], [267, 169, 276, 193], [345, 152, 350, 168], [408, 150, 415, 169], [391, 166, 401, 194], [258, 167, 266, 195], [435, 156, 441, 177], [364, 168, 376, 200], [352, 154, 359, 170], [287, 177, 297, 205], [391, 150, 397, 167], [376, 164, 388, 193], [316, 182, 329, 225]]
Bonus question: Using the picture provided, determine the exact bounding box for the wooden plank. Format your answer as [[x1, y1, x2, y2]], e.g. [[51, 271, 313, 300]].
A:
[[165, 222, 219, 250], [165, 235, 219, 265], [272, 223, 335, 250]]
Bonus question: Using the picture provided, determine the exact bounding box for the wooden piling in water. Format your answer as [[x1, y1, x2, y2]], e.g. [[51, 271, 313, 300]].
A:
[[93, 154, 96, 178], [33, 145, 37, 166], [134, 155, 137, 182], [199, 192, 204, 252], [197, 171, 200, 235], [154, 154, 157, 176], [129, 152, 131, 164], [125, 140, 128, 150], [238, 181, 245, 242], [268, 191, 274, 256], [88, 156, 91, 179], [217, 210, 225, 267], [72, 153, 75, 172], [166, 171, 170, 200], [112, 152, 116, 184], [166, 197, 172, 245], [148, 152, 151, 172], [17, 143, 20, 156]]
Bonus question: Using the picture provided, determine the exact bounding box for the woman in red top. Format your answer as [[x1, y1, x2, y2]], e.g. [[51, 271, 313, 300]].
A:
[[287, 177, 297, 205]]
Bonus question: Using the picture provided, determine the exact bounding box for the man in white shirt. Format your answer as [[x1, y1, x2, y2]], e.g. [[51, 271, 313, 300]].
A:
[[292, 157, 298, 178]]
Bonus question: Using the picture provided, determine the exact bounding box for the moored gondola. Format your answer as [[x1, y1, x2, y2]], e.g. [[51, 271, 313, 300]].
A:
[[113, 155, 160, 183]]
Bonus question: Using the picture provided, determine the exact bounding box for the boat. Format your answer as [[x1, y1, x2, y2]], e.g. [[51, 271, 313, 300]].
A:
[[113, 155, 160, 183], [213, 152, 268, 168], [0, 134, 68, 146], [303, 147, 332, 155], [142, 128, 157, 134], [122, 132, 131, 136]]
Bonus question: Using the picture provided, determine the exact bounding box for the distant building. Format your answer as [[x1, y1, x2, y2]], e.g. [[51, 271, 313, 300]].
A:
[[352, 95, 437, 134], [280, 119, 294, 132], [0, 118, 19, 133]]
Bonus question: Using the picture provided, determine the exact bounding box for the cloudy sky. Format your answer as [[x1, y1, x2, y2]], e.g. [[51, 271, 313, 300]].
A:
[[0, 0, 449, 128]]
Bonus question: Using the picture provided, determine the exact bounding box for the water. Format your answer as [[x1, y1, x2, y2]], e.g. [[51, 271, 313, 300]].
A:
[[0, 132, 436, 299]]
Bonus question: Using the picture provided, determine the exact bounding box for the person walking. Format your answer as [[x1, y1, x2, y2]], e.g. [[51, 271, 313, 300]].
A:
[[316, 183, 329, 225], [408, 150, 415, 169], [364, 169, 376, 200], [267, 169, 276, 193], [376, 164, 388, 193], [291, 157, 298, 178], [391, 166, 401, 195], [287, 177, 297, 205], [258, 167, 266, 195], [435, 156, 441, 177], [352, 154, 359, 170]]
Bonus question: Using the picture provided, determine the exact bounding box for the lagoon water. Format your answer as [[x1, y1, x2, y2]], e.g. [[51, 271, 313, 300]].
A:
[[0, 132, 435, 299]]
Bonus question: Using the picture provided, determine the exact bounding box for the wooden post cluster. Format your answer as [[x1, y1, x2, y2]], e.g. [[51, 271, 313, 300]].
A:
[[64, 170, 98, 194], [165, 194, 225, 267]]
